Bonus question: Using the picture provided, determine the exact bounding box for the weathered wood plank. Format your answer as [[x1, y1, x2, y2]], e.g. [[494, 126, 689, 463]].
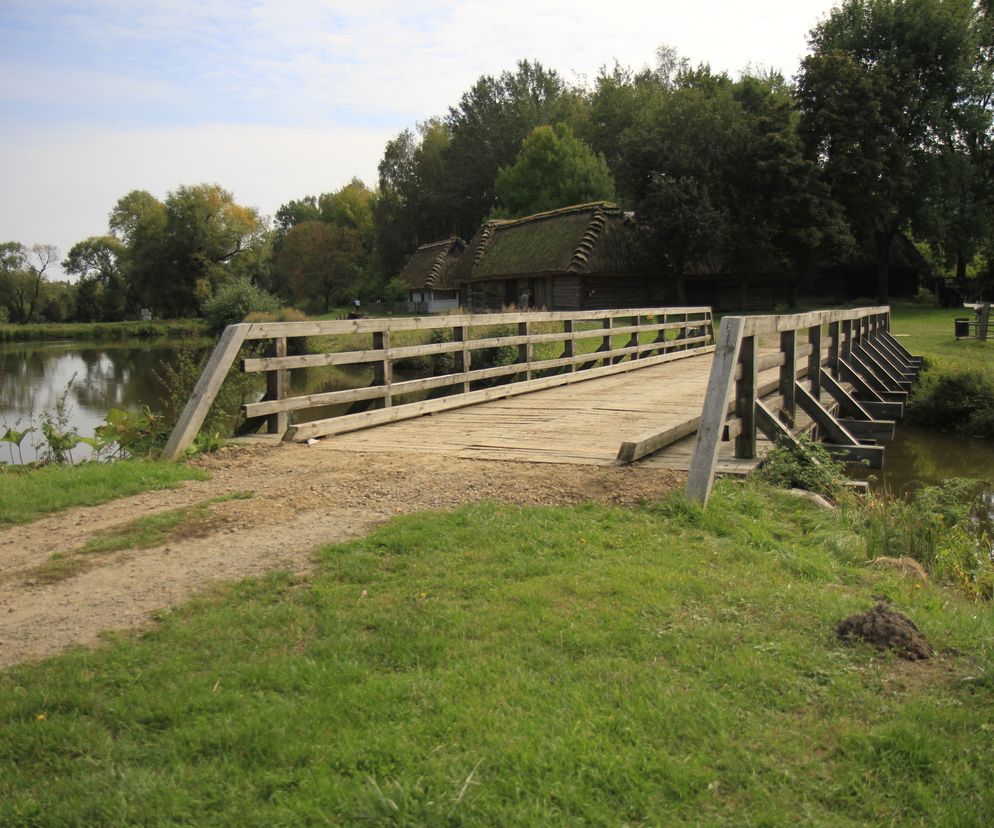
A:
[[794, 382, 858, 446], [686, 317, 745, 503], [243, 307, 714, 339]]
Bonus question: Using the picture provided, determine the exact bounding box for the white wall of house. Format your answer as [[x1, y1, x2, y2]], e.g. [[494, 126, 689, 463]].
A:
[[408, 289, 460, 314]]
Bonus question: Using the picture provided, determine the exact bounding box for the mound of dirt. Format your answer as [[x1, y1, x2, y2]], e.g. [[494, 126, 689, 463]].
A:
[[836, 603, 933, 660]]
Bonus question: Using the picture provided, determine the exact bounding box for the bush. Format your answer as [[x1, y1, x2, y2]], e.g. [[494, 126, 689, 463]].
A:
[[912, 285, 937, 305], [757, 436, 850, 498], [907, 366, 994, 437], [202, 278, 281, 337], [847, 479, 994, 598]]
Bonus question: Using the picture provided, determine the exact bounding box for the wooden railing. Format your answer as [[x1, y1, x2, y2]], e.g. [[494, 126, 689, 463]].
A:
[[162, 307, 715, 460], [685, 306, 922, 504]]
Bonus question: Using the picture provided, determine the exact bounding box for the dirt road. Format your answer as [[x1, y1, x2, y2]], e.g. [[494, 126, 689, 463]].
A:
[[0, 442, 682, 668]]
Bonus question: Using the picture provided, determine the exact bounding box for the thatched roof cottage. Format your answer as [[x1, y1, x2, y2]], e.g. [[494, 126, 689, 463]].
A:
[[395, 237, 465, 314], [452, 202, 660, 312]]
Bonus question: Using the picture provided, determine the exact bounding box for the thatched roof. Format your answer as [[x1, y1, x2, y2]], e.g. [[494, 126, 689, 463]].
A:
[[396, 237, 465, 290], [453, 202, 636, 283]]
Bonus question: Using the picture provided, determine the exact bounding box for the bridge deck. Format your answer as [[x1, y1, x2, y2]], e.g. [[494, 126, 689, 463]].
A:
[[309, 351, 764, 473]]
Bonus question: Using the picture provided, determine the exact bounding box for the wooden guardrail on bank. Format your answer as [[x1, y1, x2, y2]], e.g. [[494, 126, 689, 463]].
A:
[[161, 307, 715, 461], [685, 306, 922, 504]]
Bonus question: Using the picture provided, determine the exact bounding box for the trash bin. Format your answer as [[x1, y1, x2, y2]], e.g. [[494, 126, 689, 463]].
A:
[[955, 317, 970, 338]]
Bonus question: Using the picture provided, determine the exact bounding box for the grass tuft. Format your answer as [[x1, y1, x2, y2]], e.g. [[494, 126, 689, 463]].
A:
[[0, 460, 208, 526]]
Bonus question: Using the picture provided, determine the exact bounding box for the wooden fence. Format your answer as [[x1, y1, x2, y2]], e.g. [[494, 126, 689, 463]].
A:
[[162, 307, 715, 461], [685, 306, 922, 504]]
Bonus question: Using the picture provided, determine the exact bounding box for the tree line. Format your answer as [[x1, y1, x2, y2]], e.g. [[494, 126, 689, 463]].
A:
[[3, 0, 993, 325]]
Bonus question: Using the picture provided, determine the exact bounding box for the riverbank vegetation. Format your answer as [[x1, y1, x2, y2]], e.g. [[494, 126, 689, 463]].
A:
[[1, 482, 990, 825], [0, 318, 206, 342]]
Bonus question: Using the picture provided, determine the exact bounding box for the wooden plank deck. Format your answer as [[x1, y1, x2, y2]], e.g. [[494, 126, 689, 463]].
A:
[[309, 352, 761, 471]]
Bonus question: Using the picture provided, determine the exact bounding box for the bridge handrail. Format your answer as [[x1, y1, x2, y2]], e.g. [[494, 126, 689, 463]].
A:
[[162, 306, 715, 461], [685, 306, 919, 504]]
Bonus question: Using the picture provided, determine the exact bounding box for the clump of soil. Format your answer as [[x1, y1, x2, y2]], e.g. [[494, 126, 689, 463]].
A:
[[836, 603, 933, 660]]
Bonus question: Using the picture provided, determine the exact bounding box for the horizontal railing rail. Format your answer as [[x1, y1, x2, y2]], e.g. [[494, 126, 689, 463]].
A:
[[685, 306, 921, 504], [162, 307, 715, 460]]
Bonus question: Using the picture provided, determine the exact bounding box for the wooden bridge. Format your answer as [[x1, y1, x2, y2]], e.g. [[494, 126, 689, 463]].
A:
[[163, 305, 920, 504]]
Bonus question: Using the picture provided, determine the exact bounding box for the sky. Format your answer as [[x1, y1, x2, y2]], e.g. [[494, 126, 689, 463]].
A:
[[0, 0, 841, 279]]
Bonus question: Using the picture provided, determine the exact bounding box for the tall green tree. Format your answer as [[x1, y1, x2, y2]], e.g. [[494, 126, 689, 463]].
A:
[[0, 242, 59, 323], [494, 123, 615, 217], [275, 221, 361, 312], [109, 185, 265, 317], [63, 236, 129, 321], [444, 60, 583, 238], [798, 0, 981, 300]]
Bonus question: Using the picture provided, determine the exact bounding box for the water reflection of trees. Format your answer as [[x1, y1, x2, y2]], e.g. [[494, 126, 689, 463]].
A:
[[0, 343, 208, 423]]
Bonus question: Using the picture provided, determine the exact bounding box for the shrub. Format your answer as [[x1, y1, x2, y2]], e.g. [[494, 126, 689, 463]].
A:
[[847, 478, 994, 598], [757, 436, 850, 498], [202, 278, 281, 337], [907, 366, 994, 437]]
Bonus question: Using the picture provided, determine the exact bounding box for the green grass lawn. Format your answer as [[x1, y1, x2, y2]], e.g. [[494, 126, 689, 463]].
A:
[[0, 460, 208, 526], [2, 482, 991, 825], [889, 304, 993, 372]]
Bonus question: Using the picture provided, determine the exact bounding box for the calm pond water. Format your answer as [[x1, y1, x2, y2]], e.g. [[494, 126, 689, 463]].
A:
[[4, 341, 994, 495], [0, 340, 208, 463]]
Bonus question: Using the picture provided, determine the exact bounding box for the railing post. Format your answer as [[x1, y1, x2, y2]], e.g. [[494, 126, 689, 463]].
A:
[[518, 320, 533, 380], [373, 330, 392, 408], [828, 321, 840, 377], [808, 324, 822, 399], [841, 319, 853, 363], [735, 335, 757, 458], [454, 325, 471, 392], [779, 329, 796, 423], [628, 314, 641, 360], [563, 319, 576, 372], [601, 316, 613, 364], [267, 336, 289, 435]]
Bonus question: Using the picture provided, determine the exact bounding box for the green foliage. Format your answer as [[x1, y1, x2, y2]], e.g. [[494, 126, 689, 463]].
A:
[[797, 0, 985, 300], [0, 318, 206, 342], [907, 365, 994, 437], [0, 425, 34, 465], [444, 60, 583, 239], [0, 460, 207, 526], [0, 489, 992, 823], [757, 436, 851, 498], [110, 185, 267, 318], [95, 407, 166, 459], [275, 221, 361, 312], [494, 123, 615, 218], [847, 479, 994, 598], [37, 378, 80, 465], [151, 345, 259, 449], [201, 277, 280, 337]]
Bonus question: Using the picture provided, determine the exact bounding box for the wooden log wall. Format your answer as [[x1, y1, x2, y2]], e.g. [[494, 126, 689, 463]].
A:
[[162, 307, 715, 460], [685, 306, 922, 504]]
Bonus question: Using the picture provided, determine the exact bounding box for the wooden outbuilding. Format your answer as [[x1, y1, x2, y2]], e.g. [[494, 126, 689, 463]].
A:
[[453, 202, 658, 312], [396, 237, 464, 314]]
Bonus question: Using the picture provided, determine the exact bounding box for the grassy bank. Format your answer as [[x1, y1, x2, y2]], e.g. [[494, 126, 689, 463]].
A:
[[889, 304, 993, 372], [0, 319, 207, 342], [2, 483, 991, 825], [0, 460, 207, 526]]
